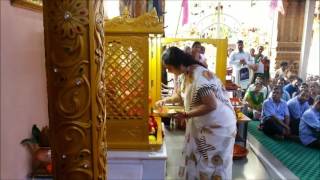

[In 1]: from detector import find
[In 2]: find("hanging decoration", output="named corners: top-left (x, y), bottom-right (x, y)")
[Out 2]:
top-left (182, 0), bottom-right (189, 25)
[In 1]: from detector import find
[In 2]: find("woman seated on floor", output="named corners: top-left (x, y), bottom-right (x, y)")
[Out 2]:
top-left (299, 95), bottom-right (320, 149)
top-left (287, 90), bottom-right (310, 136)
top-left (243, 81), bottom-right (265, 119)
top-left (247, 76), bottom-right (269, 99)
top-left (261, 86), bottom-right (290, 139)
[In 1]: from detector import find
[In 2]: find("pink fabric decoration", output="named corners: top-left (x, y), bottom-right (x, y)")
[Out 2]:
top-left (182, 0), bottom-right (189, 25)
top-left (270, 0), bottom-right (285, 15)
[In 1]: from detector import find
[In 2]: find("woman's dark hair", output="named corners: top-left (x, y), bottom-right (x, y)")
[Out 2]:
top-left (162, 46), bottom-right (205, 68)
top-left (192, 41), bottom-right (201, 48)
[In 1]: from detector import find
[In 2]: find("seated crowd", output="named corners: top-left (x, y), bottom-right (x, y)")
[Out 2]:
top-left (242, 61), bottom-right (320, 149)
top-left (226, 41), bottom-right (320, 149)
top-left (162, 42), bottom-right (320, 150)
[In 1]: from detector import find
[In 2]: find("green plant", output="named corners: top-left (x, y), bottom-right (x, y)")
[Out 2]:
top-left (21, 124), bottom-right (52, 175)
top-left (21, 125), bottom-right (41, 145)
top-left (21, 125), bottom-right (50, 148)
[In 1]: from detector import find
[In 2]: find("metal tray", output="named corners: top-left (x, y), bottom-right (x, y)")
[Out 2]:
top-left (153, 106), bottom-right (184, 117)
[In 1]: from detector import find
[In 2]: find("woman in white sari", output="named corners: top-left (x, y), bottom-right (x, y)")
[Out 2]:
top-left (156, 47), bottom-right (237, 180)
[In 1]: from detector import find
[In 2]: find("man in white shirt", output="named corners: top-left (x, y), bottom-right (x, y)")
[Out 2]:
top-left (249, 48), bottom-right (256, 84)
top-left (229, 40), bottom-right (253, 88)
top-left (252, 46), bottom-right (265, 83)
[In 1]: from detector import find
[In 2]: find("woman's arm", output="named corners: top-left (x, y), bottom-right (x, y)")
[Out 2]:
top-left (155, 93), bottom-right (182, 107)
top-left (186, 92), bottom-right (217, 118)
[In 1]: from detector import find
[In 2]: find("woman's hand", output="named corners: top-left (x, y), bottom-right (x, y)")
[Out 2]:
top-left (173, 112), bottom-right (188, 120)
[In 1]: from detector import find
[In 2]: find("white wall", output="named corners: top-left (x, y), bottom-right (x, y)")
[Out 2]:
top-left (0, 0), bottom-right (49, 179)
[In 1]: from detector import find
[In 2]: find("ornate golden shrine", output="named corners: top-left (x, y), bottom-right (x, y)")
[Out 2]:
top-left (104, 8), bottom-right (228, 150)
top-left (104, 9), bottom-right (163, 150)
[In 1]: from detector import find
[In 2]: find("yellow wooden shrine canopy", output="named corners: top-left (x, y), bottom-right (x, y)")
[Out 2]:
top-left (104, 9), bottom-right (227, 150)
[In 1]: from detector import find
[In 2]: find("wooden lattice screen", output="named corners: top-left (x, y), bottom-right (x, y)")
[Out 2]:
top-left (105, 41), bottom-right (145, 120)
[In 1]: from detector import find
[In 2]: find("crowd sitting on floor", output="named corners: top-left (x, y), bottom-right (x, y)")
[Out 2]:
top-left (161, 40), bottom-right (320, 150)
top-left (229, 40), bottom-right (320, 150)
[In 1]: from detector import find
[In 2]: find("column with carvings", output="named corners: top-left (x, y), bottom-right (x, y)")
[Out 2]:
top-left (275, 0), bottom-right (305, 75)
top-left (42, 0), bottom-right (107, 179)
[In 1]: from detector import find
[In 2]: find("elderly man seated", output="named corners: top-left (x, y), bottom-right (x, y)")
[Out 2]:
top-left (268, 77), bottom-right (291, 102)
top-left (261, 86), bottom-right (290, 139)
top-left (274, 77), bottom-right (291, 102)
top-left (287, 90), bottom-right (310, 136)
top-left (299, 95), bottom-right (320, 149)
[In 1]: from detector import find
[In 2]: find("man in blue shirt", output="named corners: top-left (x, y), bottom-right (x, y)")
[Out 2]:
top-left (299, 95), bottom-right (320, 149)
top-left (287, 90), bottom-right (310, 135)
top-left (269, 77), bottom-right (290, 101)
top-left (292, 82), bottom-right (308, 97)
top-left (283, 76), bottom-right (302, 98)
top-left (262, 86), bottom-right (290, 138)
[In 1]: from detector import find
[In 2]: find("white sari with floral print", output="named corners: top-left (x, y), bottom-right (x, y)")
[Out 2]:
top-left (178, 65), bottom-right (237, 180)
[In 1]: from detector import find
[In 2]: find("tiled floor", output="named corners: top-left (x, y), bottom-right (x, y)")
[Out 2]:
top-left (165, 128), bottom-right (271, 180)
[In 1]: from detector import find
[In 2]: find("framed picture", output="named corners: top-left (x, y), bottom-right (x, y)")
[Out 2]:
top-left (11, 0), bottom-right (42, 12)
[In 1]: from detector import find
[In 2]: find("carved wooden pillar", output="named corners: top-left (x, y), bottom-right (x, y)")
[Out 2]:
top-left (42, 0), bottom-right (107, 179)
top-left (275, 0), bottom-right (306, 74)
